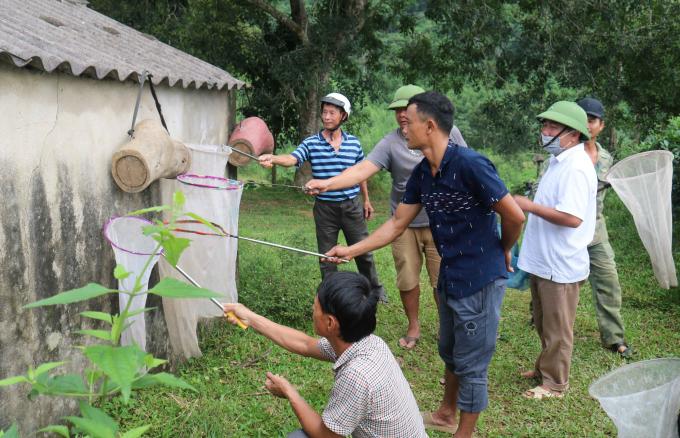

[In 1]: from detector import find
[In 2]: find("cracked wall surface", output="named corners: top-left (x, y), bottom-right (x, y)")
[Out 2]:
top-left (0, 63), bottom-right (232, 433)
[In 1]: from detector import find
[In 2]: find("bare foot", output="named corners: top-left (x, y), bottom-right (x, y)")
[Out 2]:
top-left (398, 326), bottom-right (420, 349)
top-left (422, 411), bottom-right (457, 433)
top-left (520, 370), bottom-right (538, 379)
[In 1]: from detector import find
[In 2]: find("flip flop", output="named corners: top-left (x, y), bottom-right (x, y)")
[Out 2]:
top-left (421, 411), bottom-right (457, 434)
top-left (523, 386), bottom-right (564, 399)
top-left (398, 336), bottom-right (419, 350)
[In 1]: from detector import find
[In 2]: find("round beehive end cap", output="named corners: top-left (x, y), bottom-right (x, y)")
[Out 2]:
top-left (112, 151), bottom-right (150, 192)
top-left (228, 140), bottom-right (255, 167)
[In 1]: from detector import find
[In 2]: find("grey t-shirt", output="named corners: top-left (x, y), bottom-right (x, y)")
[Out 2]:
top-left (367, 126), bottom-right (467, 227)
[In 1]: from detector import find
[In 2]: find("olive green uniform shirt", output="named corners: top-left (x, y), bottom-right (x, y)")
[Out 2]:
top-left (591, 143), bottom-right (613, 246)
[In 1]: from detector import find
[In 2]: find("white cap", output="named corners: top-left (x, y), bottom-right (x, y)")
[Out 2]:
top-left (320, 92), bottom-right (351, 118)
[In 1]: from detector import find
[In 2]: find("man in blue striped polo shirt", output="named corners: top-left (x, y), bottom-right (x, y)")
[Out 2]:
top-left (259, 92), bottom-right (385, 300)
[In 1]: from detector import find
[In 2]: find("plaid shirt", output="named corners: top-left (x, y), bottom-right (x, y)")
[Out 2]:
top-left (318, 335), bottom-right (427, 438)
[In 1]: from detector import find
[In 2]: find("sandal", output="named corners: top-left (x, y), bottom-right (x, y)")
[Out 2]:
top-left (610, 342), bottom-right (633, 359)
top-left (398, 336), bottom-right (419, 350)
top-left (523, 386), bottom-right (564, 399)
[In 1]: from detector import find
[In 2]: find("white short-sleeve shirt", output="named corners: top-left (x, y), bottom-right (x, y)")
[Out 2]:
top-left (518, 144), bottom-right (597, 283)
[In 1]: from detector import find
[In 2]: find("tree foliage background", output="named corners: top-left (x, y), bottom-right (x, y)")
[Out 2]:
top-left (90, 0), bottom-right (680, 164)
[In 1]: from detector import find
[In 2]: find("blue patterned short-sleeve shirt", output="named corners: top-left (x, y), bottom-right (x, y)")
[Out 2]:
top-left (402, 143), bottom-right (509, 298)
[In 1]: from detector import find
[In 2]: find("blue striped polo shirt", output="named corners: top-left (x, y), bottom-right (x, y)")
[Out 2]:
top-left (291, 131), bottom-right (364, 201)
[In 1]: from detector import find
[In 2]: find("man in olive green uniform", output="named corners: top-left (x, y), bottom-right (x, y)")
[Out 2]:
top-left (577, 97), bottom-right (632, 358)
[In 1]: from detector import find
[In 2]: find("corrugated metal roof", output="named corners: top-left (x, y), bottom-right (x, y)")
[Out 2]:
top-left (0, 0), bottom-right (246, 90)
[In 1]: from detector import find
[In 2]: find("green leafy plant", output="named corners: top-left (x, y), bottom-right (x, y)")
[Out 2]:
top-left (640, 116), bottom-right (680, 214)
top-left (0, 191), bottom-right (222, 437)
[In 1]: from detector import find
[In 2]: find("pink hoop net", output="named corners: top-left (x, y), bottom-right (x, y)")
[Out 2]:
top-left (103, 216), bottom-right (161, 351)
top-left (177, 174), bottom-right (242, 190)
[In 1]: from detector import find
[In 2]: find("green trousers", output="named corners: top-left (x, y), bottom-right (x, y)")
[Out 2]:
top-left (588, 241), bottom-right (626, 346)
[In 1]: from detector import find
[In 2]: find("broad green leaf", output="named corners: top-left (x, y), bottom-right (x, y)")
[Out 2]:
top-left (80, 311), bottom-right (113, 324)
top-left (34, 361), bottom-right (65, 377)
top-left (126, 205), bottom-right (169, 216)
top-left (25, 284), bottom-right (112, 308)
top-left (76, 329), bottom-right (112, 341)
top-left (84, 345), bottom-right (146, 402)
top-left (147, 278), bottom-right (221, 299)
top-left (38, 425), bottom-right (70, 438)
top-left (131, 373), bottom-right (196, 391)
top-left (143, 354), bottom-right (167, 369)
top-left (126, 307), bottom-right (156, 318)
top-left (120, 425), bottom-right (151, 438)
top-left (65, 416), bottom-right (115, 438)
top-left (184, 213), bottom-right (225, 235)
top-left (0, 424), bottom-right (19, 438)
top-left (28, 388), bottom-right (41, 400)
top-left (0, 375), bottom-right (28, 387)
top-left (157, 236), bottom-right (191, 266)
top-left (172, 190), bottom-right (186, 210)
top-left (79, 402), bottom-right (118, 434)
top-left (46, 374), bottom-right (88, 395)
top-left (141, 224), bottom-right (165, 236)
top-left (85, 368), bottom-right (103, 386)
top-left (113, 265), bottom-right (130, 280)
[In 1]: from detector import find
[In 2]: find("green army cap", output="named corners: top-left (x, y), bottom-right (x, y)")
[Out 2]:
top-left (537, 101), bottom-right (591, 139)
top-left (388, 84), bottom-right (425, 110)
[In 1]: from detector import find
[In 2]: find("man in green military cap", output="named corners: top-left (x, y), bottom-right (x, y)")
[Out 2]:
top-left (513, 101), bottom-right (598, 399)
top-left (577, 97), bottom-right (632, 358)
top-left (306, 85), bottom-right (467, 350)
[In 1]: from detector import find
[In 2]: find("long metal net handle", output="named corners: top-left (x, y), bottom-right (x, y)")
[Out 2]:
top-left (169, 219), bottom-right (349, 263)
top-left (164, 256), bottom-right (248, 330)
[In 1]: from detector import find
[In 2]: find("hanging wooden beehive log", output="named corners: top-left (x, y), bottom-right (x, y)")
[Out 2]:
top-left (227, 117), bottom-right (274, 167)
top-left (111, 119), bottom-right (191, 193)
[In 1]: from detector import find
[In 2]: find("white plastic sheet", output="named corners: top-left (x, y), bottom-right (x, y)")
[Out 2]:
top-left (605, 150), bottom-right (677, 288)
top-left (103, 216), bottom-right (160, 351)
top-left (160, 144), bottom-right (243, 359)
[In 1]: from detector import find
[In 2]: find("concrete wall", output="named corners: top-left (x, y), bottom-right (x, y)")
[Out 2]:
top-left (0, 62), bottom-right (232, 433)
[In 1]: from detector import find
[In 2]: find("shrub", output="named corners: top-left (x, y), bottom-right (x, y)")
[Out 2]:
top-left (639, 116), bottom-right (680, 214)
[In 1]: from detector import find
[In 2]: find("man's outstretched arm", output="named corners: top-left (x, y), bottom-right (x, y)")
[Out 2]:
top-left (223, 303), bottom-right (327, 361)
top-left (325, 202), bottom-right (421, 261)
top-left (306, 160), bottom-right (380, 193)
top-left (258, 153), bottom-right (298, 168)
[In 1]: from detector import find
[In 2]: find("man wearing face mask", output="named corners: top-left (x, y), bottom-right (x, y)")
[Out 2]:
top-left (513, 101), bottom-right (597, 399)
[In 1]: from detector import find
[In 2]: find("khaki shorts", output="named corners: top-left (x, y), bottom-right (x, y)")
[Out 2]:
top-left (391, 226), bottom-right (441, 291)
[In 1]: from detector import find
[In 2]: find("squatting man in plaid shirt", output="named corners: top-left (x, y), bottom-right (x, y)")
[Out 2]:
top-left (326, 92), bottom-right (525, 437)
top-left (223, 271), bottom-right (427, 438)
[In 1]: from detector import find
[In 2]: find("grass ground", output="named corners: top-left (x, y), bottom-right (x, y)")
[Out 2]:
top-left (101, 151), bottom-right (680, 436)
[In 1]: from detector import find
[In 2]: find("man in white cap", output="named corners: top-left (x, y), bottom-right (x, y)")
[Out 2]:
top-left (259, 93), bottom-right (385, 300)
top-left (305, 85), bottom-right (467, 349)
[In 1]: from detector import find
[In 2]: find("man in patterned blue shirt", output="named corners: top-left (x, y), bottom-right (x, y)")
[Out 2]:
top-left (259, 93), bottom-right (385, 300)
top-left (325, 92), bottom-right (525, 437)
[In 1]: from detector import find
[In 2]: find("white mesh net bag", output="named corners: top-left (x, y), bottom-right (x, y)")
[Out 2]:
top-left (160, 144), bottom-right (243, 359)
top-left (605, 150), bottom-right (677, 288)
top-left (103, 216), bottom-right (161, 351)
